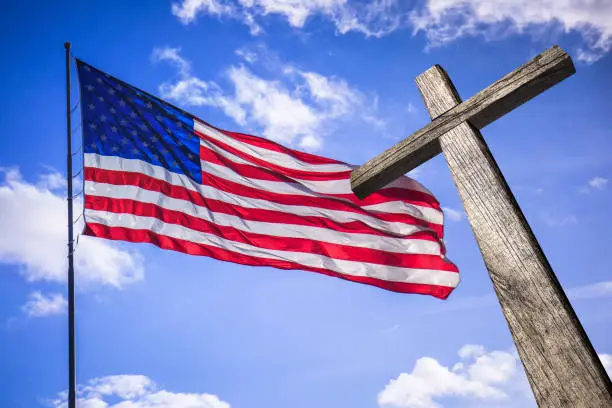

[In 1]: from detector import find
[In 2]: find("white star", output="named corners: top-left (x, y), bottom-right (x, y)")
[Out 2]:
top-left (142, 142), bottom-right (148, 148)
top-left (100, 115), bottom-right (107, 122)
top-left (117, 84), bottom-right (123, 91)
top-left (152, 154), bottom-right (159, 160)
top-left (109, 107), bottom-right (117, 114)
top-left (161, 148), bottom-right (169, 155)
top-left (84, 65), bottom-right (91, 72)
top-left (108, 88), bottom-right (116, 95)
top-left (111, 126), bottom-right (118, 133)
top-left (155, 115), bottom-right (163, 122)
top-left (98, 96), bottom-right (105, 102)
top-left (171, 161), bottom-right (179, 167)
top-left (119, 100), bottom-right (127, 107)
top-left (130, 111), bottom-right (137, 118)
top-left (132, 148), bottom-right (139, 154)
top-left (86, 85), bottom-right (94, 91)
top-left (90, 142), bottom-right (96, 148)
top-left (121, 138), bottom-right (129, 145)
top-left (151, 136), bottom-right (159, 143)
top-left (176, 120), bottom-right (183, 128)
top-left (100, 134), bottom-right (107, 141)
top-left (97, 77), bottom-right (103, 83)
top-left (131, 130), bottom-right (137, 136)
top-left (89, 123), bottom-right (97, 130)
top-left (146, 102), bottom-right (153, 109)
top-left (140, 123), bottom-right (148, 131)
top-left (112, 145), bottom-right (120, 152)
top-left (120, 119), bottom-right (128, 126)
top-left (88, 104), bottom-right (95, 110)
top-left (187, 153), bottom-right (194, 160)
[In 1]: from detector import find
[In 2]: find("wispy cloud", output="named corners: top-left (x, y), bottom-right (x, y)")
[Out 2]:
top-left (568, 280), bottom-right (612, 300)
top-left (171, 0), bottom-right (403, 37)
top-left (540, 211), bottom-right (578, 228)
top-left (170, 0), bottom-right (612, 63)
top-left (580, 176), bottom-right (609, 193)
top-left (21, 291), bottom-right (67, 318)
top-left (411, 0), bottom-right (612, 63)
top-left (49, 374), bottom-right (230, 408)
top-left (442, 206), bottom-right (464, 222)
top-left (152, 45), bottom-right (381, 150)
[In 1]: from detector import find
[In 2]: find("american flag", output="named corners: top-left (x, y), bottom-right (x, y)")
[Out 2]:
top-left (77, 60), bottom-right (460, 299)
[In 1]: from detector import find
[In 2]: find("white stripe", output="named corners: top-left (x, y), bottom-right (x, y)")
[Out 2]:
top-left (200, 139), bottom-right (436, 198)
top-left (84, 154), bottom-right (442, 232)
top-left (195, 120), bottom-right (351, 173)
top-left (85, 209), bottom-right (459, 288)
top-left (85, 181), bottom-right (442, 255)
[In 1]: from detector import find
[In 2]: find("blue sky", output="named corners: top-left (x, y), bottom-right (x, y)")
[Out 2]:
top-left (1, 1), bottom-right (611, 407)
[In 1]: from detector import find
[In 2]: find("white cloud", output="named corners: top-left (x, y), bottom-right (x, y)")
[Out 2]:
top-left (171, 0), bottom-right (236, 24)
top-left (21, 291), bottom-right (67, 317)
top-left (378, 344), bottom-right (527, 408)
top-left (442, 206), bottom-right (463, 222)
top-left (601, 354), bottom-right (612, 377)
top-left (153, 46), bottom-right (375, 150)
top-left (171, 0), bottom-right (403, 37)
top-left (589, 177), bottom-right (609, 190)
top-left (541, 211), bottom-right (578, 227)
top-left (170, 1), bottom-right (612, 61)
top-left (568, 280), bottom-right (612, 300)
top-left (235, 47), bottom-right (258, 64)
top-left (378, 344), bottom-right (612, 408)
top-left (50, 374), bottom-right (230, 408)
top-left (411, 0), bottom-right (612, 62)
top-left (0, 168), bottom-right (144, 289)
top-left (406, 103), bottom-right (417, 115)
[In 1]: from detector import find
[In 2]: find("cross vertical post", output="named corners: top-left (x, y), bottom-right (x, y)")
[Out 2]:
top-left (414, 64), bottom-right (612, 407)
top-left (350, 46), bottom-right (612, 406)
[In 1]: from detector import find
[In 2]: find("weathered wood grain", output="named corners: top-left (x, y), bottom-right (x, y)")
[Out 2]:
top-left (350, 45), bottom-right (575, 199)
top-left (416, 65), bottom-right (612, 407)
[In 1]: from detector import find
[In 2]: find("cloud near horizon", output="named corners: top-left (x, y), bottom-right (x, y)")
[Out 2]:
top-left (49, 374), bottom-right (231, 408)
top-left (378, 344), bottom-right (612, 408)
top-left (0, 168), bottom-right (144, 289)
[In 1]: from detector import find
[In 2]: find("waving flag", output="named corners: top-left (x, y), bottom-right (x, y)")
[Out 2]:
top-left (77, 60), bottom-right (459, 299)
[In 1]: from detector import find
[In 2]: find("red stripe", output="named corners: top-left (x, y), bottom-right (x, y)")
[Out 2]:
top-left (85, 167), bottom-right (445, 237)
top-left (198, 130), bottom-right (352, 181)
top-left (85, 222), bottom-right (455, 299)
top-left (199, 145), bottom-right (441, 210)
top-left (85, 195), bottom-right (458, 272)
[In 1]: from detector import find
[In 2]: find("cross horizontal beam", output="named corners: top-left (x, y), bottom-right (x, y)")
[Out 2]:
top-left (350, 45), bottom-right (575, 199)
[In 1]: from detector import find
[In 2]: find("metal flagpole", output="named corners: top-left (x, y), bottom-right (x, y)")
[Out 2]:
top-left (64, 41), bottom-right (77, 408)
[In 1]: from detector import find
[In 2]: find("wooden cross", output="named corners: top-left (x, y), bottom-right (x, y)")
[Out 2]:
top-left (351, 46), bottom-right (612, 407)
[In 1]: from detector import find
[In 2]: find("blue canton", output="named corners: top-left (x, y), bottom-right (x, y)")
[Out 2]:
top-left (77, 60), bottom-right (201, 183)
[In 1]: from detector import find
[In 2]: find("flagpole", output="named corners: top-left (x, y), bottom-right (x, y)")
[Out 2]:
top-left (64, 41), bottom-right (77, 408)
